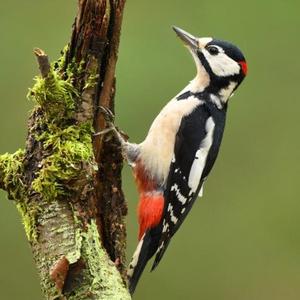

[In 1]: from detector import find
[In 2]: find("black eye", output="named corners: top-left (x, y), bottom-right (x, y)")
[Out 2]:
top-left (207, 46), bottom-right (219, 55)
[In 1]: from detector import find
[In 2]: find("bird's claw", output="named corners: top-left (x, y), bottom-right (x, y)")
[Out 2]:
top-left (98, 106), bottom-right (115, 123)
top-left (94, 106), bottom-right (129, 144)
top-left (93, 127), bottom-right (114, 137)
top-left (94, 106), bottom-right (116, 137)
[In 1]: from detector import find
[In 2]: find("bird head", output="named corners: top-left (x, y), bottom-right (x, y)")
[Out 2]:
top-left (173, 26), bottom-right (247, 102)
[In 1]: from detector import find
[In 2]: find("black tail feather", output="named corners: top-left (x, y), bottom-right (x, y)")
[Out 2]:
top-left (151, 238), bottom-right (171, 271)
top-left (128, 233), bottom-right (151, 295)
top-left (128, 227), bottom-right (161, 294)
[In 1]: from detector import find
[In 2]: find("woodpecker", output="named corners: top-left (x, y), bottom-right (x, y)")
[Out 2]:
top-left (102, 26), bottom-right (247, 294)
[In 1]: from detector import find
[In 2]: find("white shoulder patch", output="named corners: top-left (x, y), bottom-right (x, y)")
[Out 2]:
top-left (188, 117), bottom-right (215, 193)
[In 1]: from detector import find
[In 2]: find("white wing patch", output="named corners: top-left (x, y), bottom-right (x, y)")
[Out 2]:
top-left (188, 117), bottom-right (215, 193)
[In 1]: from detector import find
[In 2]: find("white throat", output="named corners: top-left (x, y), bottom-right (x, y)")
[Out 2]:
top-left (181, 48), bottom-right (238, 108)
top-left (188, 50), bottom-right (210, 93)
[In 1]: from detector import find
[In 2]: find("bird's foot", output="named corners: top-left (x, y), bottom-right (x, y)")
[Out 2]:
top-left (94, 105), bottom-right (117, 137)
top-left (98, 105), bottom-right (115, 123)
top-left (93, 127), bottom-right (115, 136)
top-left (94, 106), bottom-right (128, 145)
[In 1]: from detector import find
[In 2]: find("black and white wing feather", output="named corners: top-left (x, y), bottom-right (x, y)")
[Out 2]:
top-left (152, 103), bottom-right (224, 270)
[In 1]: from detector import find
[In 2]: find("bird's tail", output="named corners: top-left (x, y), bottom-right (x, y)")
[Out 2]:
top-left (127, 227), bottom-right (161, 294)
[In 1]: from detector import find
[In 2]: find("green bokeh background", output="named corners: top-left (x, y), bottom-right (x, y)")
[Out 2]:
top-left (1, 1), bottom-right (299, 299)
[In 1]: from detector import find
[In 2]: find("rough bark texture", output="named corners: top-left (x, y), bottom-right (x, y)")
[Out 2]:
top-left (0, 1), bottom-right (130, 299)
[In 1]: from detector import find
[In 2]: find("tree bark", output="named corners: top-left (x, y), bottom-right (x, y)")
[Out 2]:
top-left (0, 1), bottom-right (130, 299)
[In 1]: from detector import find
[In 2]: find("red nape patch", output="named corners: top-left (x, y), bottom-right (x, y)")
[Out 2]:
top-left (239, 61), bottom-right (248, 76)
top-left (138, 193), bottom-right (164, 240)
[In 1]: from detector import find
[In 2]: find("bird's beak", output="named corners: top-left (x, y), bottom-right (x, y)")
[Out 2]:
top-left (173, 26), bottom-right (199, 51)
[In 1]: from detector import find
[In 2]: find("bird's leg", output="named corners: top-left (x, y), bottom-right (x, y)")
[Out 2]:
top-left (95, 106), bottom-right (139, 166)
top-left (94, 123), bottom-right (125, 145)
top-left (97, 105), bottom-right (115, 123)
top-left (94, 106), bottom-right (120, 139)
top-left (94, 106), bottom-right (127, 147)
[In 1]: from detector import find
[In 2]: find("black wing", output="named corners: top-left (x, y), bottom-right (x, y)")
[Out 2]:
top-left (151, 103), bottom-right (214, 270)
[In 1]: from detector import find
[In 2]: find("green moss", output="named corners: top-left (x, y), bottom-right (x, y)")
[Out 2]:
top-left (0, 149), bottom-right (26, 200)
top-left (32, 122), bottom-right (95, 201)
top-left (26, 49), bottom-right (99, 200)
top-left (0, 148), bottom-right (39, 242)
top-left (56, 46), bottom-right (90, 89)
top-left (55, 45), bottom-right (69, 72)
top-left (82, 58), bottom-right (99, 90)
top-left (66, 59), bottom-right (86, 84)
top-left (28, 67), bottom-right (78, 122)
top-left (84, 72), bottom-right (99, 90)
top-left (16, 201), bottom-right (39, 242)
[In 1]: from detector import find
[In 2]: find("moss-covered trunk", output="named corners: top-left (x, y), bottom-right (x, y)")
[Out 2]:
top-left (0, 0), bottom-right (130, 299)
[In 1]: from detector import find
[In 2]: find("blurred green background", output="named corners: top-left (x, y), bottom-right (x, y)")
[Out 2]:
top-left (0, 0), bottom-right (299, 299)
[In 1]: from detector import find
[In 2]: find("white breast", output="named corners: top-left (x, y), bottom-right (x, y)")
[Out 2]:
top-left (139, 96), bottom-right (203, 184)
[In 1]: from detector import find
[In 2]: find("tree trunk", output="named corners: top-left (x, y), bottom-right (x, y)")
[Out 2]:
top-left (0, 1), bottom-right (130, 299)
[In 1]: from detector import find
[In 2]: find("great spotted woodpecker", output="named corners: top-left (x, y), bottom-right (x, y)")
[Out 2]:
top-left (101, 26), bottom-right (247, 294)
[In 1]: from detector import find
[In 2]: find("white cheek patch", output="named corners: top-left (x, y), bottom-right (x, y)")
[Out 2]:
top-left (203, 50), bottom-right (240, 77)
